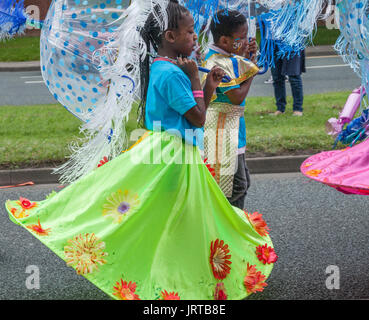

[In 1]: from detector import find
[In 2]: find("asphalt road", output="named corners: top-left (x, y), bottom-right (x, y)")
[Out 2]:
top-left (1, 172), bottom-right (368, 300)
top-left (252, 55), bottom-right (361, 97)
top-left (0, 56), bottom-right (361, 106)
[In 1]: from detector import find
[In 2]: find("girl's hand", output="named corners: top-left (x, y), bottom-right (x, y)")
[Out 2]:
top-left (177, 57), bottom-right (199, 80)
top-left (195, 46), bottom-right (204, 63)
top-left (205, 66), bottom-right (226, 90)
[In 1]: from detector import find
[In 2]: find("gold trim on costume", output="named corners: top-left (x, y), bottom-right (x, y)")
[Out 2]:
top-left (201, 53), bottom-right (259, 88)
top-left (204, 102), bottom-right (245, 198)
top-left (122, 131), bottom-right (151, 153)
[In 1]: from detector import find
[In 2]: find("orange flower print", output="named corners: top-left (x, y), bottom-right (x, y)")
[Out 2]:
top-left (13, 209), bottom-right (29, 219)
top-left (244, 263), bottom-right (267, 294)
top-left (113, 280), bottom-right (140, 300)
top-left (16, 197), bottom-right (37, 210)
top-left (245, 211), bottom-right (270, 237)
top-left (160, 290), bottom-right (180, 300)
top-left (306, 169), bottom-right (322, 177)
top-left (304, 162), bottom-right (313, 168)
top-left (256, 244), bottom-right (278, 265)
top-left (210, 239), bottom-right (232, 280)
top-left (214, 282), bottom-right (227, 300)
top-left (6, 200), bottom-right (29, 219)
top-left (64, 233), bottom-right (108, 275)
top-left (26, 219), bottom-right (51, 236)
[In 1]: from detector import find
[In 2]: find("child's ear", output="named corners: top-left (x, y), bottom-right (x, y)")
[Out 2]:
top-left (164, 30), bottom-right (176, 44)
top-left (218, 35), bottom-right (230, 47)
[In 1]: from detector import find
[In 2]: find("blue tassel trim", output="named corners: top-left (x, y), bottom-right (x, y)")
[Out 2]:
top-left (0, 0), bottom-right (28, 40)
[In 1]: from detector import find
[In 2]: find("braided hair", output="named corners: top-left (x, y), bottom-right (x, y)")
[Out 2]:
top-left (138, 0), bottom-right (189, 125)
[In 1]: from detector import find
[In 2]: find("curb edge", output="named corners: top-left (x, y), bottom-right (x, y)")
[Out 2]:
top-left (0, 155), bottom-right (311, 186)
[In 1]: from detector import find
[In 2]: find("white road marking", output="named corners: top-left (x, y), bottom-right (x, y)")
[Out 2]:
top-left (20, 76), bottom-right (43, 79)
top-left (24, 81), bottom-right (45, 84)
top-left (307, 55), bottom-right (338, 59)
top-left (306, 64), bottom-right (349, 69)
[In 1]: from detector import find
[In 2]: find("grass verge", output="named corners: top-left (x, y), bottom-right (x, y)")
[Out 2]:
top-left (0, 91), bottom-right (351, 169)
top-left (0, 36), bottom-right (40, 62)
top-left (244, 91), bottom-right (350, 157)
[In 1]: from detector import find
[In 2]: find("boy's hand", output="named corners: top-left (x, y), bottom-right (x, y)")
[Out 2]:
top-left (177, 57), bottom-right (199, 80)
top-left (205, 66), bottom-right (226, 89)
top-left (244, 38), bottom-right (258, 63)
top-left (248, 38), bottom-right (258, 55)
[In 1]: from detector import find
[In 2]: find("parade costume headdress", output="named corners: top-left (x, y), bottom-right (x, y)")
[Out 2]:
top-left (49, 0), bottom-right (173, 183)
top-left (38, 0), bottom-right (172, 183)
top-left (0, 0), bottom-right (27, 40)
top-left (300, 0), bottom-right (369, 195)
top-left (181, 0), bottom-right (333, 67)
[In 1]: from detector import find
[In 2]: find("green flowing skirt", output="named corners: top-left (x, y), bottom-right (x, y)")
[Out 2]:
top-left (5, 131), bottom-right (276, 300)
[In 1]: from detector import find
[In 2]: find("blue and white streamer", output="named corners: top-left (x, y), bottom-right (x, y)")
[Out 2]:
top-left (0, 0), bottom-right (27, 40)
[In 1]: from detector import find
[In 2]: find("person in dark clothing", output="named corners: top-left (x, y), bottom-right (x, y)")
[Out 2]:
top-left (271, 48), bottom-right (306, 116)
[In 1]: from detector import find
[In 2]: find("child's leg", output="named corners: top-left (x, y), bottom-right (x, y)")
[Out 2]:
top-left (227, 153), bottom-right (251, 210)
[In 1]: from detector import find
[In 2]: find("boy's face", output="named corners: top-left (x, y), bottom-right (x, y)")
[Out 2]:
top-left (219, 23), bottom-right (249, 56)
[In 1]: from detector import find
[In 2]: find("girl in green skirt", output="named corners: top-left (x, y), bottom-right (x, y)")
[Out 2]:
top-left (5, 0), bottom-right (277, 300)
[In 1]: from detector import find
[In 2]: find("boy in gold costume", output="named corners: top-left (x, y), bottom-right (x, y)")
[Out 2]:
top-left (202, 9), bottom-right (259, 209)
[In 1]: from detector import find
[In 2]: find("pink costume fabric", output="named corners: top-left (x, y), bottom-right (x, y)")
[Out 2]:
top-left (300, 138), bottom-right (369, 195)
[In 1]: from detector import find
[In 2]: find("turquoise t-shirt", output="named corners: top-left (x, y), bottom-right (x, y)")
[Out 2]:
top-left (145, 60), bottom-right (204, 148)
top-left (205, 49), bottom-right (247, 150)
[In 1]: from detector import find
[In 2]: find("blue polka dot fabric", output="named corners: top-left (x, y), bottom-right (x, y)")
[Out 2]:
top-left (40, 0), bottom-right (131, 123)
top-left (334, 1), bottom-right (369, 96)
top-left (336, 1), bottom-right (369, 61)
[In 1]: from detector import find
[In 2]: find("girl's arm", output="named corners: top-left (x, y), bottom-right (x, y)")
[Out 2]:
top-left (186, 73), bottom-right (207, 128)
top-left (178, 58), bottom-right (224, 127)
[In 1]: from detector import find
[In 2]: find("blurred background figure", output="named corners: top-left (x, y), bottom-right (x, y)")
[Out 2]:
top-left (270, 47), bottom-right (306, 116)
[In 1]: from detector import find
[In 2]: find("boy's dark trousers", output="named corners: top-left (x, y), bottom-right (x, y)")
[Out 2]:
top-left (227, 153), bottom-right (251, 210)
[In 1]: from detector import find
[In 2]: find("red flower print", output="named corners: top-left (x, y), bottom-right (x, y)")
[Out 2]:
top-left (210, 239), bottom-right (232, 280)
top-left (113, 280), bottom-right (140, 300)
top-left (245, 211), bottom-right (270, 237)
top-left (256, 244), bottom-right (278, 264)
top-left (204, 158), bottom-right (215, 177)
top-left (214, 282), bottom-right (227, 300)
top-left (17, 197), bottom-right (37, 210)
top-left (97, 156), bottom-right (109, 168)
top-left (244, 263), bottom-right (267, 294)
top-left (160, 290), bottom-right (180, 300)
top-left (26, 219), bottom-right (51, 236)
